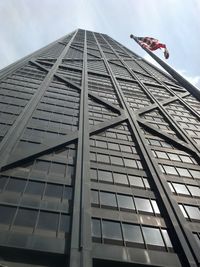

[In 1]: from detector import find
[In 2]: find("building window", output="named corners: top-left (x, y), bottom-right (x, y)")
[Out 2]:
top-left (102, 220), bottom-right (122, 243)
top-left (143, 226), bottom-right (164, 247)
top-left (134, 197), bottom-right (153, 214)
top-left (113, 172), bottom-right (129, 185)
top-left (117, 194), bottom-right (135, 211)
top-left (100, 191), bottom-right (117, 208)
top-left (123, 223), bottom-right (143, 246)
top-left (98, 170), bottom-right (113, 183)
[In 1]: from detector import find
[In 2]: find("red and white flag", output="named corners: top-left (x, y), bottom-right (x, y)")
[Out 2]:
top-left (131, 35), bottom-right (169, 59)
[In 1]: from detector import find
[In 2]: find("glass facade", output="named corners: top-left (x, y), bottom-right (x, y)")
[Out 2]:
top-left (0, 29), bottom-right (199, 267)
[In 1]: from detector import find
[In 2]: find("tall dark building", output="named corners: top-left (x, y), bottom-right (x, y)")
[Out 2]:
top-left (0, 29), bottom-right (200, 267)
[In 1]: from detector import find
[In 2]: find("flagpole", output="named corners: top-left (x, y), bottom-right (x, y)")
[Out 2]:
top-left (130, 35), bottom-right (200, 101)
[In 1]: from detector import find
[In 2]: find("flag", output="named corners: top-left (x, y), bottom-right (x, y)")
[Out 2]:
top-left (130, 35), bottom-right (169, 59)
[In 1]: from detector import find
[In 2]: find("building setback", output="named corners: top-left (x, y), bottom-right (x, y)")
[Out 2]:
top-left (0, 29), bottom-right (200, 267)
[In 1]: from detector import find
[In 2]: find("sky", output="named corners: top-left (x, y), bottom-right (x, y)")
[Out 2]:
top-left (0, 0), bottom-right (200, 88)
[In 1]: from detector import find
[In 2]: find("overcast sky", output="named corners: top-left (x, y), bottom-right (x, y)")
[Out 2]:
top-left (0, 0), bottom-right (200, 87)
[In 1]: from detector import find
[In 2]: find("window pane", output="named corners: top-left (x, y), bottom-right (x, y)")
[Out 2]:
top-left (100, 192), bottom-right (117, 208)
top-left (37, 211), bottom-right (59, 231)
top-left (63, 186), bottom-right (72, 200)
top-left (143, 227), bottom-right (164, 246)
top-left (111, 156), bottom-right (123, 166)
top-left (0, 205), bottom-right (16, 225)
top-left (185, 205), bottom-right (200, 220)
top-left (14, 208), bottom-right (37, 228)
top-left (102, 220), bottom-right (122, 240)
top-left (90, 169), bottom-right (97, 180)
top-left (143, 178), bottom-right (150, 189)
top-left (123, 223), bottom-right (143, 244)
top-left (187, 185), bottom-right (200, 197)
top-left (161, 229), bottom-right (173, 248)
top-left (0, 176), bottom-right (7, 191)
top-left (190, 170), bottom-right (200, 179)
top-left (163, 165), bottom-right (178, 175)
top-left (113, 173), bottom-right (128, 185)
top-left (135, 197), bottom-right (153, 213)
top-left (173, 183), bottom-right (189, 195)
top-left (91, 190), bottom-right (99, 205)
top-left (180, 155), bottom-right (192, 163)
top-left (168, 182), bottom-right (175, 193)
top-left (34, 160), bottom-right (50, 172)
top-left (128, 175), bottom-right (144, 188)
top-left (156, 151), bottom-right (168, 159)
top-left (168, 153), bottom-right (179, 161)
top-left (45, 184), bottom-right (62, 198)
top-left (176, 168), bottom-right (191, 178)
top-left (108, 142), bottom-right (120, 151)
top-left (92, 219), bottom-right (101, 238)
top-left (6, 178), bottom-right (26, 193)
top-left (124, 158), bottom-right (137, 168)
top-left (98, 170), bottom-right (113, 183)
top-left (179, 204), bottom-right (188, 218)
top-left (59, 214), bottom-right (70, 233)
top-left (117, 194), bottom-right (135, 210)
top-left (120, 145), bottom-right (132, 153)
top-left (50, 162), bottom-right (65, 176)
top-left (25, 181), bottom-right (45, 196)
top-left (97, 154), bottom-right (109, 163)
top-left (151, 200), bottom-right (160, 214)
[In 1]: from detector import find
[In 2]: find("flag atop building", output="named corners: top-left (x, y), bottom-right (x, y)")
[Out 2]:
top-left (130, 34), bottom-right (169, 59)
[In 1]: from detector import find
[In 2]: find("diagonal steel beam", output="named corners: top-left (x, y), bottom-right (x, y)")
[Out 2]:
top-left (138, 119), bottom-right (198, 156)
top-left (31, 59), bottom-right (123, 114)
top-left (0, 114), bottom-right (127, 172)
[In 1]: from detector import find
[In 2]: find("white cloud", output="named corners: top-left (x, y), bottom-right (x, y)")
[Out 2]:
top-left (143, 54), bottom-right (200, 89)
top-left (177, 70), bottom-right (200, 88)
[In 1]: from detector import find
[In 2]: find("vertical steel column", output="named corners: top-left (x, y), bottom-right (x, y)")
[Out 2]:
top-left (93, 33), bottom-right (199, 267)
top-left (69, 30), bottom-right (92, 267)
top-left (0, 30), bottom-right (78, 168)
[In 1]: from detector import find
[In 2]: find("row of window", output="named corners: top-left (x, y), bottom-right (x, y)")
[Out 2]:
top-left (91, 190), bottom-right (160, 215)
top-left (0, 205), bottom-right (70, 237)
top-left (168, 181), bottom-right (200, 198)
top-left (92, 218), bottom-right (173, 251)
top-left (147, 85), bottom-right (172, 101)
top-left (179, 204), bottom-right (200, 221)
top-left (135, 73), bottom-right (159, 85)
top-left (90, 152), bottom-right (143, 169)
top-left (39, 43), bottom-right (65, 58)
top-left (8, 158), bottom-right (75, 183)
top-left (0, 177), bottom-right (72, 200)
top-left (90, 169), bottom-right (150, 189)
top-left (159, 164), bottom-right (200, 179)
top-left (152, 149), bottom-right (197, 165)
top-left (90, 138), bottom-right (137, 154)
top-left (27, 118), bottom-right (77, 134)
top-left (146, 137), bottom-right (174, 149)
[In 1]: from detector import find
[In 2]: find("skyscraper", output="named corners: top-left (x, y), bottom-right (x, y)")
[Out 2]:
top-left (0, 29), bottom-right (200, 267)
